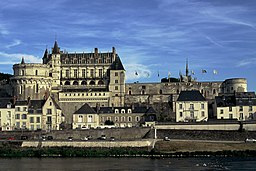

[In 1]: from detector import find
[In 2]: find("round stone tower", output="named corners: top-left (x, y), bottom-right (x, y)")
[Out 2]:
top-left (11, 58), bottom-right (52, 100)
top-left (221, 78), bottom-right (247, 94)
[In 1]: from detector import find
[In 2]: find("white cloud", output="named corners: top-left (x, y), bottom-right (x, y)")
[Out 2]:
top-left (124, 63), bottom-right (151, 81)
top-left (5, 39), bottom-right (22, 48)
top-left (236, 58), bottom-right (256, 67)
top-left (0, 52), bottom-right (41, 64)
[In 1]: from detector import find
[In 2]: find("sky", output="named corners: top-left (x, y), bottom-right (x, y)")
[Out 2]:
top-left (0, 0), bottom-right (256, 91)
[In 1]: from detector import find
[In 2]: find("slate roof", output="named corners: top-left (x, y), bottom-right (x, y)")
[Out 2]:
top-left (110, 56), bottom-right (125, 70)
top-left (29, 100), bottom-right (46, 110)
top-left (177, 90), bottom-right (206, 101)
top-left (74, 103), bottom-right (96, 114)
top-left (52, 41), bottom-right (60, 54)
top-left (95, 106), bottom-right (156, 114)
top-left (215, 92), bottom-right (256, 107)
top-left (0, 99), bottom-right (13, 108)
top-left (15, 100), bottom-right (28, 106)
top-left (51, 96), bottom-right (61, 110)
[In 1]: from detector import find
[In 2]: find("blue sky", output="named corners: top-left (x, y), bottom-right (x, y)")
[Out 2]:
top-left (0, 0), bottom-right (256, 91)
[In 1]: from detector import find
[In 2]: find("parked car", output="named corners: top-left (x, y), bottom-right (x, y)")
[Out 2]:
top-left (47, 136), bottom-right (53, 140)
top-left (245, 138), bottom-right (256, 143)
top-left (110, 137), bottom-right (115, 141)
top-left (163, 137), bottom-right (171, 141)
top-left (86, 135), bottom-right (93, 140)
top-left (81, 137), bottom-right (88, 141)
top-left (68, 137), bottom-right (73, 141)
top-left (41, 135), bottom-right (47, 141)
top-left (98, 135), bottom-right (106, 140)
top-left (20, 135), bottom-right (28, 140)
top-left (7, 137), bottom-right (15, 140)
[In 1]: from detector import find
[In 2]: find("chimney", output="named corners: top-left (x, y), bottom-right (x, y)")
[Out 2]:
top-left (112, 47), bottom-right (116, 61)
top-left (94, 48), bottom-right (98, 54)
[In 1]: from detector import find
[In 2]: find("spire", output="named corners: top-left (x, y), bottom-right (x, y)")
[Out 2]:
top-left (21, 57), bottom-right (25, 64)
top-left (52, 40), bottom-right (60, 54)
top-left (43, 48), bottom-right (48, 58)
top-left (186, 58), bottom-right (189, 77)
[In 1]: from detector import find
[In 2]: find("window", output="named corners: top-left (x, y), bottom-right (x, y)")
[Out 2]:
top-left (23, 107), bottom-right (27, 111)
top-left (36, 84), bottom-right (39, 93)
top-left (220, 109), bottom-right (224, 114)
top-left (229, 107), bottom-right (232, 112)
top-left (99, 69), bottom-right (103, 78)
top-left (249, 106), bottom-right (252, 111)
top-left (179, 112), bottom-right (183, 117)
top-left (249, 113), bottom-right (253, 119)
top-left (201, 111), bottom-right (205, 117)
top-left (115, 80), bottom-right (118, 84)
top-left (136, 116), bottom-right (140, 122)
top-left (239, 106), bottom-right (243, 112)
top-left (19, 85), bottom-right (23, 94)
top-left (121, 116), bottom-right (125, 122)
top-left (49, 102), bottom-right (52, 106)
top-left (229, 114), bottom-right (233, 119)
top-left (201, 104), bottom-right (204, 109)
top-left (35, 70), bottom-right (38, 76)
top-left (74, 69), bottom-right (78, 78)
top-left (47, 109), bottom-right (52, 114)
top-left (66, 70), bottom-right (69, 78)
top-left (179, 104), bottom-right (182, 110)
top-left (115, 86), bottom-right (118, 90)
top-left (36, 117), bottom-right (40, 123)
top-left (16, 122), bottom-right (20, 128)
top-left (15, 114), bottom-right (20, 119)
top-left (16, 107), bottom-right (20, 111)
top-left (190, 104), bottom-right (194, 110)
top-left (239, 113), bottom-right (243, 120)
top-left (30, 117), bottom-right (34, 123)
top-left (82, 69), bottom-right (86, 78)
top-left (22, 114), bottom-right (27, 119)
top-left (21, 70), bottom-right (25, 76)
top-left (90, 69), bottom-right (94, 77)
top-left (47, 116), bottom-right (52, 124)
top-left (128, 109), bottom-right (132, 113)
top-left (128, 116), bottom-right (132, 122)
top-left (115, 72), bottom-right (118, 76)
top-left (115, 117), bottom-right (119, 122)
top-left (190, 111), bottom-right (194, 118)
top-left (115, 109), bottom-right (119, 113)
top-left (121, 109), bottom-right (125, 113)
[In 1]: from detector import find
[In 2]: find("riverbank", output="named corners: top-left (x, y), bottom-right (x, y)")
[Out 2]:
top-left (0, 140), bottom-right (256, 157)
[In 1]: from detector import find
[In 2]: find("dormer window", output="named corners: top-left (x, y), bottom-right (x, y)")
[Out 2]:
top-left (128, 109), bottom-right (132, 113)
top-left (115, 109), bottom-right (119, 113)
top-left (121, 109), bottom-right (125, 113)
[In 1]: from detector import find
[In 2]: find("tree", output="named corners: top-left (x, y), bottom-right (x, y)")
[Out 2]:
top-left (104, 120), bottom-right (114, 125)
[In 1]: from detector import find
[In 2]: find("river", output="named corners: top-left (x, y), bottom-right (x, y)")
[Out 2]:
top-left (0, 157), bottom-right (255, 170)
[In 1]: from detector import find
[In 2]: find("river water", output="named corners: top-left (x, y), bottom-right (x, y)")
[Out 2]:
top-left (0, 157), bottom-right (255, 171)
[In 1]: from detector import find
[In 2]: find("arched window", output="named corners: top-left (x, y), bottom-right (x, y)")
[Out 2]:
top-left (98, 80), bottom-right (104, 85)
top-left (128, 116), bottom-right (132, 122)
top-left (81, 81), bottom-right (87, 85)
top-left (136, 116), bottom-right (140, 122)
top-left (89, 81), bottom-right (95, 85)
top-left (73, 81), bottom-right (78, 85)
top-left (129, 91), bottom-right (131, 95)
top-left (64, 81), bottom-right (70, 85)
top-left (35, 70), bottom-right (38, 76)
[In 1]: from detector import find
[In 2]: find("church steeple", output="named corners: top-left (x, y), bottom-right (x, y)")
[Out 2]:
top-left (52, 40), bottom-right (60, 54)
top-left (42, 48), bottom-right (48, 64)
top-left (186, 58), bottom-right (189, 77)
top-left (21, 57), bottom-right (25, 64)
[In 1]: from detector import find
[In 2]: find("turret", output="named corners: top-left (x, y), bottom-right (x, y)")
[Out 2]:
top-left (52, 41), bottom-right (60, 54)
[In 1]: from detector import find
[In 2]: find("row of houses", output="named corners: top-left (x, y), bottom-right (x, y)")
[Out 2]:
top-left (0, 90), bottom-right (255, 131)
top-left (0, 96), bottom-right (156, 131)
top-left (175, 90), bottom-right (256, 122)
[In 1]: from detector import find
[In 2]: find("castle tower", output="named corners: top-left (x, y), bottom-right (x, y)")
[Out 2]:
top-left (49, 41), bottom-right (61, 88)
top-left (11, 58), bottom-right (52, 100)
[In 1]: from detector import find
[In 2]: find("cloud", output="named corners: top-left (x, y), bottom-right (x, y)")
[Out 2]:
top-left (0, 24), bottom-right (9, 35)
top-left (0, 52), bottom-right (41, 64)
top-left (124, 63), bottom-right (151, 81)
top-left (236, 58), bottom-right (256, 67)
top-left (5, 39), bottom-right (21, 48)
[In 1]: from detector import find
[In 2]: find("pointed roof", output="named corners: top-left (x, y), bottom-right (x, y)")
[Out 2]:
top-left (74, 103), bottom-right (96, 114)
top-left (21, 57), bottom-right (25, 64)
top-left (52, 41), bottom-right (60, 54)
top-left (43, 48), bottom-right (48, 59)
top-left (111, 56), bottom-right (125, 70)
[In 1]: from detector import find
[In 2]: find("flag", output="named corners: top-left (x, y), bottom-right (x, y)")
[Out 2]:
top-left (135, 71), bottom-right (138, 75)
top-left (213, 69), bottom-right (218, 75)
top-left (202, 69), bottom-right (207, 73)
top-left (168, 72), bottom-right (171, 79)
top-left (191, 70), bottom-right (195, 75)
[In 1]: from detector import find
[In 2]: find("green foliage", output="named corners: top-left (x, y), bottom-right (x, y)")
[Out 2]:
top-left (0, 72), bottom-right (13, 81)
top-left (104, 120), bottom-right (114, 125)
